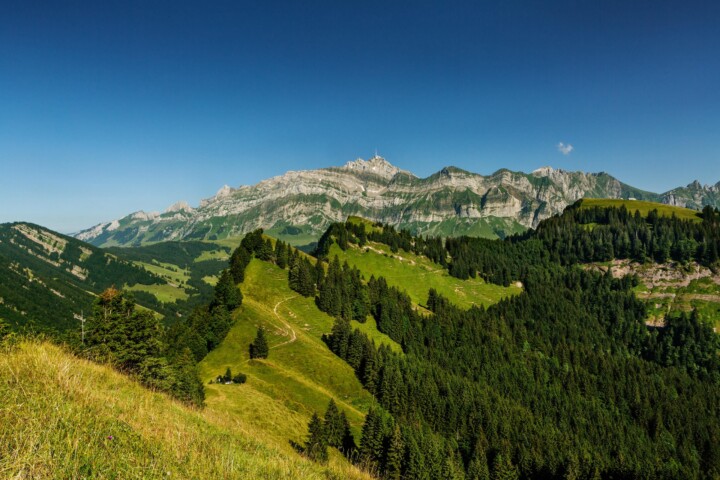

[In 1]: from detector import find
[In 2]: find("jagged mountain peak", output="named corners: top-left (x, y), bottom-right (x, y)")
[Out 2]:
top-left (165, 201), bottom-right (194, 214)
top-left (532, 166), bottom-right (555, 176)
top-left (73, 156), bottom-right (720, 247)
top-left (341, 155), bottom-right (414, 180)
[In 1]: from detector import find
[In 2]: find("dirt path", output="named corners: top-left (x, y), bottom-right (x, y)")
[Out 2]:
top-left (271, 295), bottom-right (298, 349)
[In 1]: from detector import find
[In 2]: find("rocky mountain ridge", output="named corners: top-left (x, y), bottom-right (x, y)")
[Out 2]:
top-left (75, 156), bottom-right (720, 247)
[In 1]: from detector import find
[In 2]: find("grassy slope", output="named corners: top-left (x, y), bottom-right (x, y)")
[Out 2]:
top-left (578, 198), bottom-right (702, 221)
top-left (329, 242), bottom-right (521, 310)
top-left (351, 316), bottom-right (403, 354)
top-left (198, 260), bottom-right (377, 458)
top-left (134, 261), bottom-right (190, 285)
top-left (0, 340), bottom-right (371, 480)
top-left (126, 283), bottom-right (189, 303)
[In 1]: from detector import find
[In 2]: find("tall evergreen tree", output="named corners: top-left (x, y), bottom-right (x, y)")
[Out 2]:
top-left (212, 269), bottom-right (242, 311)
top-left (339, 411), bottom-right (357, 458)
top-left (323, 399), bottom-right (344, 448)
top-left (491, 452), bottom-right (519, 480)
top-left (171, 347), bottom-right (205, 405)
top-left (305, 412), bottom-right (328, 463)
top-left (385, 424), bottom-right (404, 480)
top-left (467, 449), bottom-right (490, 480)
top-left (249, 326), bottom-right (269, 359)
top-left (275, 240), bottom-right (288, 269)
top-left (86, 287), bottom-right (164, 374)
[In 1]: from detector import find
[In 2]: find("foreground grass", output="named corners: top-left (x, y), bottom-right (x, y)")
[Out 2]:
top-left (578, 198), bottom-right (702, 222)
top-left (329, 242), bottom-right (521, 310)
top-left (0, 339), bottom-right (371, 479)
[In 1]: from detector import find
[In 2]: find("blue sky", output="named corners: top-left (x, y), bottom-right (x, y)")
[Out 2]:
top-left (1, 1), bottom-right (719, 233)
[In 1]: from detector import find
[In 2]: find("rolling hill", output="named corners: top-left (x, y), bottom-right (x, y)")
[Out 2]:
top-left (577, 198), bottom-right (703, 221)
top-left (0, 222), bottom-right (164, 332)
top-left (0, 223), bottom-right (239, 333)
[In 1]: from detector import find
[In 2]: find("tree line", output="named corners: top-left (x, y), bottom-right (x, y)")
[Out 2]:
top-left (299, 215), bottom-right (720, 479)
top-left (79, 229), bottom-right (270, 406)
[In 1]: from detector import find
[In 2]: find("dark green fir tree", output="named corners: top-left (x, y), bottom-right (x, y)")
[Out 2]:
top-left (249, 326), bottom-right (269, 359)
top-left (305, 412), bottom-right (328, 463)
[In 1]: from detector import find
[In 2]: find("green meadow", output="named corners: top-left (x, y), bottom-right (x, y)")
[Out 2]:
top-left (329, 242), bottom-right (521, 310)
top-left (578, 198), bottom-right (702, 221)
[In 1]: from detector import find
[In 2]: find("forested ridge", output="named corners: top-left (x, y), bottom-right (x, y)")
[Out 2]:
top-left (530, 203), bottom-right (720, 266)
top-left (0, 222), bottom-right (162, 332)
top-left (299, 209), bottom-right (720, 479)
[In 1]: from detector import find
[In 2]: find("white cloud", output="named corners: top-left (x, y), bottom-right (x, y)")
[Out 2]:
top-left (557, 142), bottom-right (574, 155)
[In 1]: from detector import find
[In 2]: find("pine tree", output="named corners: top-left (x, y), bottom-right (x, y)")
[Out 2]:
top-left (229, 246), bottom-right (251, 283)
top-left (224, 367), bottom-right (232, 382)
top-left (170, 347), bottom-right (205, 406)
top-left (314, 258), bottom-right (325, 289)
top-left (323, 399), bottom-right (344, 448)
top-left (212, 269), bottom-right (242, 311)
top-left (491, 452), bottom-right (519, 480)
top-left (467, 449), bottom-right (490, 480)
top-left (403, 432), bottom-right (425, 480)
top-left (305, 412), bottom-right (328, 463)
top-left (441, 446), bottom-right (465, 480)
top-left (86, 287), bottom-right (164, 374)
top-left (360, 407), bottom-right (385, 467)
top-left (249, 326), bottom-right (269, 359)
top-left (275, 240), bottom-right (288, 269)
top-left (339, 411), bottom-right (357, 458)
top-left (254, 238), bottom-right (273, 261)
top-left (385, 423), bottom-right (404, 480)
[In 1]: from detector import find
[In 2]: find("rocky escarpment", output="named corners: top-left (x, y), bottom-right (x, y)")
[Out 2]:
top-left (74, 156), bottom-right (718, 247)
top-left (662, 180), bottom-right (720, 209)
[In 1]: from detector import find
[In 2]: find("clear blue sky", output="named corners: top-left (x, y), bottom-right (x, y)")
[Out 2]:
top-left (1, 1), bottom-right (719, 233)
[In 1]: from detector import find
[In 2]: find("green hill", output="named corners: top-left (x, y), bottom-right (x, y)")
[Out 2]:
top-left (578, 198), bottom-right (702, 221)
top-left (328, 241), bottom-right (521, 310)
top-left (0, 223), bottom-right (166, 332)
top-left (107, 240), bottom-right (237, 317)
top-left (0, 339), bottom-right (371, 480)
top-left (199, 259), bottom-right (380, 448)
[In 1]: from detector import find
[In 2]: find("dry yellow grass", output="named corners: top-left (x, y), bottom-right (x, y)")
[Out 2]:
top-left (0, 339), bottom-right (373, 479)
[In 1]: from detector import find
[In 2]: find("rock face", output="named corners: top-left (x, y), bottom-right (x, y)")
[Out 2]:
top-left (74, 156), bottom-right (719, 247)
top-left (661, 181), bottom-right (720, 209)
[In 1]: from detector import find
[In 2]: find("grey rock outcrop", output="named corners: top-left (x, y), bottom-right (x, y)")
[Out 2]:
top-left (74, 156), bottom-right (718, 247)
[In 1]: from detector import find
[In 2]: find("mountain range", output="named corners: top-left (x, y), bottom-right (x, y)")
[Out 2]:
top-left (75, 156), bottom-right (720, 247)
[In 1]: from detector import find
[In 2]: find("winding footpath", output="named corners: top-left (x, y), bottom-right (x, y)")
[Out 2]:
top-left (271, 295), bottom-right (298, 349)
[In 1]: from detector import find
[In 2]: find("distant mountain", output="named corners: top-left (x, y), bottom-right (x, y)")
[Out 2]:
top-left (74, 156), bottom-right (719, 247)
top-left (661, 179), bottom-right (720, 209)
top-left (0, 222), bottom-right (164, 331)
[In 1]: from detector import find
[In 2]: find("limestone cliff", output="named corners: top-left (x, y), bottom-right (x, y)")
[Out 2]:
top-left (74, 156), bottom-right (717, 247)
